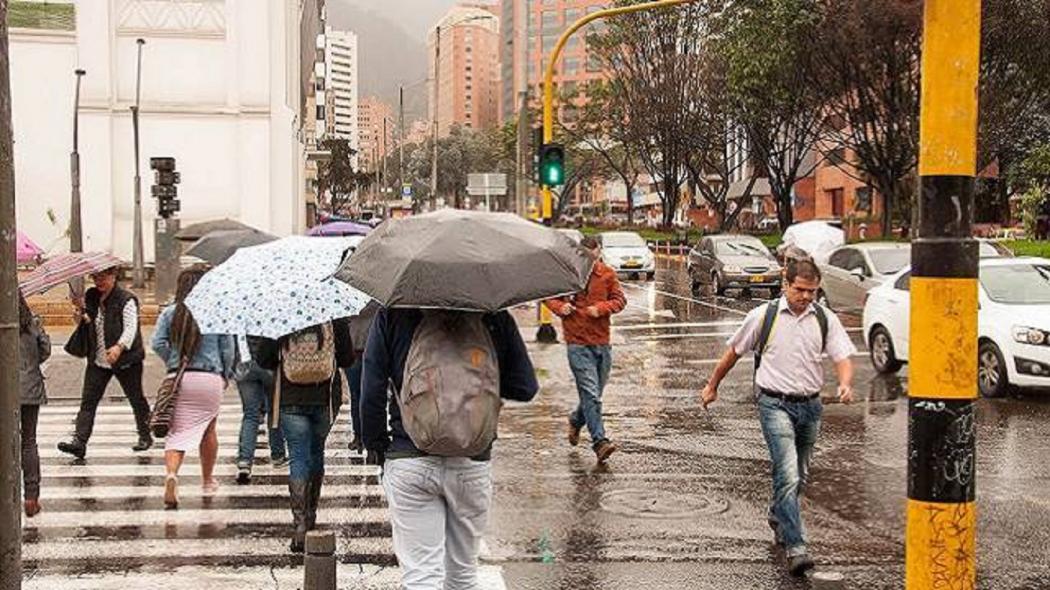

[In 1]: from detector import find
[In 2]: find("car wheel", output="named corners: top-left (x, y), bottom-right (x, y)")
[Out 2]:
top-left (978, 340), bottom-right (1009, 398)
top-left (646, 271), bottom-right (655, 281)
top-left (770, 287), bottom-right (782, 299)
top-left (869, 326), bottom-right (903, 374)
top-left (712, 272), bottom-right (726, 296)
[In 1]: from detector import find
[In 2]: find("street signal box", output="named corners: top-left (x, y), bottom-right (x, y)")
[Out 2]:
top-left (538, 143), bottom-right (566, 187)
top-left (150, 157), bottom-right (180, 218)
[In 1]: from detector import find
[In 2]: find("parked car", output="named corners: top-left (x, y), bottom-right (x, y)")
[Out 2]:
top-left (863, 257), bottom-right (1050, 397)
top-left (597, 231), bottom-right (655, 280)
top-left (557, 228), bottom-right (584, 245)
top-left (819, 240), bottom-right (1010, 313)
top-left (688, 234), bottom-right (781, 296)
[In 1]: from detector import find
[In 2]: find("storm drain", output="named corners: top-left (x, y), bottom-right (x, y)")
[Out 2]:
top-left (600, 488), bottom-right (730, 519)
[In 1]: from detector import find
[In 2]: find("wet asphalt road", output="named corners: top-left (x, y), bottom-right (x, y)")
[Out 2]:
top-left (24, 256), bottom-right (1050, 588)
top-left (491, 257), bottom-right (1050, 590)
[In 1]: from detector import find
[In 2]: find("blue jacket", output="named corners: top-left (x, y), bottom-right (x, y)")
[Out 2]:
top-left (152, 306), bottom-right (237, 379)
top-left (361, 308), bottom-right (539, 461)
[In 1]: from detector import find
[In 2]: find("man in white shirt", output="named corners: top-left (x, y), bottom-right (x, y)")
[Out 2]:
top-left (701, 258), bottom-right (855, 576)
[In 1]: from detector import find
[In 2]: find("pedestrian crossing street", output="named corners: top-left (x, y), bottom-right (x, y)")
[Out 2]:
top-left (23, 401), bottom-right (508, 589)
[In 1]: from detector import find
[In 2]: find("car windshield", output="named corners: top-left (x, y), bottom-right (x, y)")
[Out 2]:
top-left (980, 264), bottom-right (1050, 304)
top-left (868, 248), bottom-right (911, 274)
top-left (716, 240), bottom-right (769, 257)
top-left (602, 233), bottom-right (646, 248)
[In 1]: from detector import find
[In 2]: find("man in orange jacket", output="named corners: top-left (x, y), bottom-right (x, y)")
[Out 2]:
top-left (545, 236), bottom-right (627, 463)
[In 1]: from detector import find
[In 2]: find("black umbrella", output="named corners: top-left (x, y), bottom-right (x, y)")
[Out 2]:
top-left (334, 209), bottom-right (594, 312)
top-left (175, 218), bottom-right (258, 242)
top-left (185, 229), bottom-right (277, 265)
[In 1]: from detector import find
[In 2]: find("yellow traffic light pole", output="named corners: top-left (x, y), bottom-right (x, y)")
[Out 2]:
top-left (907, 2), bottom-right (981, 588)
top-left (536, 0), bottom-right (698, 343)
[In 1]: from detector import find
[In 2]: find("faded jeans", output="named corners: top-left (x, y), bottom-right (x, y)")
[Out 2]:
top-left (236, 364), bottom-right (286, 465)
top-left (281, 404), bottom-right (331, 482)
top-left (758, 393), bottom-right (822, 557)
top-left (382, 457), bottom-right (494, 590)
top-left (567, 344), bottom-right (612, 447)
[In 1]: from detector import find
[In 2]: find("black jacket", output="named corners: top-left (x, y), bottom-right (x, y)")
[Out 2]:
top-left (85, 286), bottom-right (144, 370)
top-left (361, 308), bottom-right (539, 461)
top-left (256, 318), bottom-right (354, 408)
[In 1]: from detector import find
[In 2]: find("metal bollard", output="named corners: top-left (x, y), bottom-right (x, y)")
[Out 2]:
top-left (304, 530), bottom-right (337, 590)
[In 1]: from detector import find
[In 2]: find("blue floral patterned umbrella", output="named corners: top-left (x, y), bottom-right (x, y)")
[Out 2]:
top-left (186, 236), bottom-right (370, 339)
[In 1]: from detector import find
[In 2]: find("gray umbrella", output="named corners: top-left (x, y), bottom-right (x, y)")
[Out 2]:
top-left (175, 218), bottom-right (258, 242)
top-left (334, 209), bottom-right (594, 312)
top-left (185, 229), bottom-right (277, 265)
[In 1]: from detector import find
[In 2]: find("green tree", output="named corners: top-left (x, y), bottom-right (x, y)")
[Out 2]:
top-left (317, 138), bottom-right (369, 215)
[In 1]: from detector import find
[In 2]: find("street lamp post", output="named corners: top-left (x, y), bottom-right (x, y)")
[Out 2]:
top-left (70, 68), bottom-right (86, 297)
top-left (131, 38), bottom-right (146, 288)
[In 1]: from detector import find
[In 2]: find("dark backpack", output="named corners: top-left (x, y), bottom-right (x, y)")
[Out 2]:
top-left (754, 301), bottom-right (829, 371)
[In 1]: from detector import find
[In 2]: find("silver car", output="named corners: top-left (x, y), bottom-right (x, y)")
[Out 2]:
top-left (597, 231), bottom-right (655, 280)
top-left (688, 234), bottom-right (782, 296)
top-left (820, 241), bottom-right (1010, 312)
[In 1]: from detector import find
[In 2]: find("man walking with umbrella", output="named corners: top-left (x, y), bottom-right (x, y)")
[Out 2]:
top-left (58, 267), bottom-right (153, 459)
top-left (545, 236), bottom-right (626, 464)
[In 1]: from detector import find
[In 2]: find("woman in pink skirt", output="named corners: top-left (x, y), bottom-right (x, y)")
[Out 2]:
top-left (151, 267), bottom-right (236, 508)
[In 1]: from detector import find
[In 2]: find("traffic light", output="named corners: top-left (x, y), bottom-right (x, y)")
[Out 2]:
top-left (150, 157), bottom-right (180, 218)
top-left (538, 143), bottom-right (565, 187)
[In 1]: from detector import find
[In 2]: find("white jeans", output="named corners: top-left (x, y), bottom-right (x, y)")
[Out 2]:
top-left (382, 456), bottom-right (494, 590)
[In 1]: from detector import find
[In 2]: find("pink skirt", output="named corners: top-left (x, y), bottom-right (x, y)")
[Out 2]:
top-left (165, 371), bottom-right (224, 452)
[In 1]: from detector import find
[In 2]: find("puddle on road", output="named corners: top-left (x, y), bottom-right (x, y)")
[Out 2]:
top-left (600, 488), bottom-right (730, 519)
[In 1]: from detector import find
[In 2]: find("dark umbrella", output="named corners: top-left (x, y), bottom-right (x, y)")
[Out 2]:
top-left (175, 218), bottom-right (258, 242)
top-left (185, 229), bottom-right (278, 265)
top-left (334, 209), bottom-right (593, 312)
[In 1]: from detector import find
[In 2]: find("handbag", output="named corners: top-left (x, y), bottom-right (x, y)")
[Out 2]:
top-left (149, 358), bottom-right (188, 439)
top-left (64, 321), bottom-right (91, 358)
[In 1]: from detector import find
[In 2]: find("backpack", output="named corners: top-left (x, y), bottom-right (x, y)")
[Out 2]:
top-left (754, 300), bottom-right (829, 371)
top-left (281, 322), bottom-right (336, 384)
top-left (399, 311), bottom-right (502, 457)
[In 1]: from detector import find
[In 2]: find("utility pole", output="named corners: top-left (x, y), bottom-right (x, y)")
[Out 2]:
top-left (381, 116), bottom-right (388, 199)
top-left (907, 2), bottom-right (981, 589)
top-left (0, 3), bottom-right (24, 586)
top-left (514, 0), bottom-right (528, 218)
top-left (430, 25), bottom-right (441, 209)
top-left (70, 68), bottom-right (86, 298)
top-left (131, 38), bottom-right (145, 288)
top-left (398, 86), bottom-right (405, 194)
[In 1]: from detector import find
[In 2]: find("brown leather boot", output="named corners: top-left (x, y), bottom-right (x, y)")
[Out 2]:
top-left (594, 440), bottom-right (618, 463)
top-left (305, 472), bottom-right (324, 531)
top-left (288, 480), bottom-right (309, 553)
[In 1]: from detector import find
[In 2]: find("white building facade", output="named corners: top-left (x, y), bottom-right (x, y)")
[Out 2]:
top-left (323, 27), bottom-right (358, 159)
top-left (10, 0), bottom-right (322, 261)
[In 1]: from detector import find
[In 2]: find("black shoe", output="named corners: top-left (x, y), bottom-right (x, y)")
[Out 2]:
top-left (236, 463), bottom-right (252, 485)
top-left (57, 440), bottom-right (86, 460)
top-left (347, 435), bottom-right (363, 453)
top-left (788, 553), bottom-right (815, 576)
top-left (132, 436), bottom-right (153, 452)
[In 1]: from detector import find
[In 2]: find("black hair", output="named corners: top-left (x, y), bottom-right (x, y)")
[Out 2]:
top-left (786, 258), bottom-right (822, 284)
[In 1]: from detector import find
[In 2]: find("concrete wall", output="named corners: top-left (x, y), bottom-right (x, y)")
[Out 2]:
top-left (10, 0), bottom-right (304, 262)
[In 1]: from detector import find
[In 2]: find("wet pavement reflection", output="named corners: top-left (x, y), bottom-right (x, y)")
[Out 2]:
top-left (491, 258), bottom-right (1050, 589)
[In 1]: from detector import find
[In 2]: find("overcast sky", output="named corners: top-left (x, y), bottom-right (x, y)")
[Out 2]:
top-left (335, 0), bottom-right (496, 40)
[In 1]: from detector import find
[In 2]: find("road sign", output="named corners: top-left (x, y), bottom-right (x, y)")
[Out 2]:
top-left (466, 173), bottom-right (508, 196)
top-left (402, 183), bottom-right (412, 198)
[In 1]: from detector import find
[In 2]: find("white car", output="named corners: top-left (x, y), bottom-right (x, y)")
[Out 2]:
top-left (597, 231), bottom-right (655, 280)
top-left (863, 257), bottom-right (1050, 397)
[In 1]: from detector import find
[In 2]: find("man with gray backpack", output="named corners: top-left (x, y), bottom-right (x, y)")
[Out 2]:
top-left (361, 307), bottom-right (538, 589)
top-left (700, 258), bottom-right (855, 577)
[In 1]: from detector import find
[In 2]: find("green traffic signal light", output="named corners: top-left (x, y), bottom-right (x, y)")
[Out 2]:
top-left (539, 143), bottom-right (566, 187)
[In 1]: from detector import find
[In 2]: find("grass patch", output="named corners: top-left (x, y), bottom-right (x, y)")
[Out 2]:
top-left (1003, 240), bottom-right (1050, 258)
top-left (9, 2), bottom-right (75, 31)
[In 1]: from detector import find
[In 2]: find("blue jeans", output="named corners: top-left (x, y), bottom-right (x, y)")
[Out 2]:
top-left (758, 393), bottom-right (822, 557)
top-left (345, 360), bottom-right (363, 438)
top-left (567, 344), bottom-right (612, 447)
top-left (281, 405), bottom-right (332, 482)
top-left (236, 364), bottom-right (286, 465)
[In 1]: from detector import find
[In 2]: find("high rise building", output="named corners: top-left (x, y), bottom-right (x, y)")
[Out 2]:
top-left (427, 5), bottom-right (501, 136)
top-left (324, 27), bottom-right (359, 156)
top-left (499, 0), bottom-right (609, 124)
top-left (358, 96), bottom-right (394, 172)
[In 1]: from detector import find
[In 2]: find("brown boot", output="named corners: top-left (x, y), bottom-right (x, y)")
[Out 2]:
top-left (567, 421), bottom-right (582, 447)
top-left (288, 480), bottom-right (309, 553)
top-left (305, 472), bottom-right (324, 531)
top-left (24, 499), bottom-right (41, 518)
top-left (594, 440), bottom-right (618, 464)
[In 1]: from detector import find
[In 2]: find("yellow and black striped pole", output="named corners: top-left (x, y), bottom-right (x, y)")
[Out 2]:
top-left (907, 1), bottom-right (981, 588)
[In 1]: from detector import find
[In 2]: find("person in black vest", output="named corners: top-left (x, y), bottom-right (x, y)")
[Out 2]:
top-left (58, 267), bottom-right (153, 459)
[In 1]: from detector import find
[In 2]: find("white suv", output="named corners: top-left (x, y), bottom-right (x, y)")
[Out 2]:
top-left (862, 257), bottom-right (1050, 397)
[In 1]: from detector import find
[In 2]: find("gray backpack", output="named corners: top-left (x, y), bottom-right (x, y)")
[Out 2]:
top-left (399, 311), bottom-right (502, 457)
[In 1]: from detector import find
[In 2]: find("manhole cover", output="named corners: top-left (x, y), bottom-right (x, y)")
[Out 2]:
top-left (600, 488), bottom-right (730, 519)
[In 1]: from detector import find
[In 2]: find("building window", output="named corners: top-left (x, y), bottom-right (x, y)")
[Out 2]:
top-left (828, 188), bottom-right (845, 217)
top-left (564, 56), bottom-right (580, 75)
top-left (543, 34), bottom-right (558, 53)
top-left (316, 105), bottom-right (325, 120)
top-left (855, 187), bottom-right (872, 213)
top-left (565, 8), bottom-right (581, 23)
top-left (466, 46), bottom-right (472, 53)
top-left (542, 10), bottom-right (559, 31)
